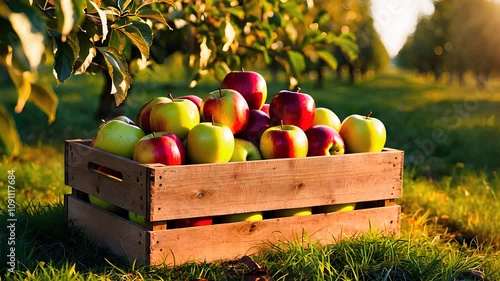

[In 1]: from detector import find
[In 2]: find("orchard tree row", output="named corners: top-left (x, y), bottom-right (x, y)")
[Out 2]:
top-left (395, 0), bottom-right (500, 86)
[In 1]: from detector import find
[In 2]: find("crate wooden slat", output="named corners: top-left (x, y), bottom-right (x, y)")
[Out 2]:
top-left (64, 139), bottom-right (404, 265)
top-left (65, 140), bottom-right (149, 216)
top-left (65, 140), bottom-right (403, 221)
top-left (66, 194), bottom-right (400, 265)
top-left (65, 195), bottom-right (149, 264)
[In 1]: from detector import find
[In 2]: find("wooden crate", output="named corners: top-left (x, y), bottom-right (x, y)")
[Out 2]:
top-left (64, 139), bottom-right (403, 265)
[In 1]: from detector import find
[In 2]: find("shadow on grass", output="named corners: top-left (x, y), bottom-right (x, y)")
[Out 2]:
top-left (0, 201), bottom-right (128, 276)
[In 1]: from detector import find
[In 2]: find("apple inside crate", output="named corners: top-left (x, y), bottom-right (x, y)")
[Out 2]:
top-left (65, 139), bottom-right (403, 265)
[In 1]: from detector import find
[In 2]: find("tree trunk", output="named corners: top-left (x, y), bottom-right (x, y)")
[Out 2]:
top-left (95, 74), bottom-right (126, 120)
top-left (348, 64), bottom-right (355, 83)
top-left (315, 66), bottom-right (324, 89)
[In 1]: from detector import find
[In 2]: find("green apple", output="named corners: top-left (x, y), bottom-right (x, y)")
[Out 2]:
top-left (271, 207), bottom-right (312, 218)
top-left (339, 112), bottom-right (386, 153)
top-left (128, 211), bottom-right (145, 226)
top-left (149, 94), bottom-right (200, 140)
top-left (312, 107), bottom-right (341, 132)
top-left (315, 203), bottom-right (356, 213)
top-left (89, 195), bottom-right (122, 214)
top-left (92, 119), bottom-right (145, 159)
top-left (230, 138), bottom-right (262, 162)
top-left (218, 212), bottom-right (263, 223)
top-left (186, 119), bottom-right (235, 164)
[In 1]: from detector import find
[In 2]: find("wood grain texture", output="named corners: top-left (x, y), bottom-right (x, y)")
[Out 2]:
top-left (65, 140), bottom-right (150, 216)
top-left (65, 140), bottom-right (403, 223)
top-left (148, 150), bottom-right (403, 221)
top-left (65, 195), bottom-right (149, 264)
top-left (148, 205), bottom-right (401, 265)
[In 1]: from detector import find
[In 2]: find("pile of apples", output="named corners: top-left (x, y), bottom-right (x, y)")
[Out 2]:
top-left (92, 70), bottom-right (387, 165)
top-left (89, 70), bottom-right (387, 226)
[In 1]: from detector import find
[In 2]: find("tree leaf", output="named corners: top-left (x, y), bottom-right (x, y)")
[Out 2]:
top-left (74, 47), bottom-right (96, 75)
top-left (213, 61), bottom-right (230, 81)
top-left (222, 18), bottom-right (235, 52)
top-left (116, 21), bottom-right (152, 59)
top-left (29, 83), bottom-right (59, 124)
top-left (2, 46), bottom-right (34, 114)
top-left (1, 1), bottom-right (46, 72)
top-left (118, 0), bottom-right (133, 12)
top-left (279, 1), bottom-right (304, 23)
top-left (327, 33), bottom-right (359, 61)
top-left (13, 71), bottom-right (33, 114)
top-left (137, 0), bottom-right (175, 11)
top-left (220, 6), bottom-right (245, 19)
top-left (137, 8), bottom-right (168, 26)
top-left (88, 0), bottom-right (108, 42)
top-left (97, 47), bottom-right (131, 106)
top-left (50, 30), bottom-right (77, 83)
top-left (107, 29), bottom-right (127, 54)
top-left (53, 0), bottom-right (86, 39)
top-left (0, 105), bottom-right (21, 159)
top-left (288, 50), bottom-right (305, 78)
top-left (315, 49), bottom-right (338, 70)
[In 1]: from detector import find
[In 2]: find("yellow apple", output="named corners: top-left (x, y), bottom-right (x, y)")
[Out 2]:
top-left (339, 112), bottom-right (386, 153)
top-left (312, 107), bottom-right (341, 132)
top-left (218, 212), bottom-right (263, 223)
top-left (315, 203), bottom-right (356, 213)
top-left (270, 207), bottom-right (312, 218)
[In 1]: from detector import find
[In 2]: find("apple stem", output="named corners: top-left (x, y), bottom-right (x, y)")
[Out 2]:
top-left (101, 119), bottom-right (106, 123)
top-left (152, 132), bottom-right (156, 138)
top-left (296, 87), bottom-right (301, 93)
top-left (218, 87), bottom-right (222, 98)
top-left (280, 120), bottom-right (284, 130)
top-left (366, 111), bottom-right (373, 119)
top-left (168, 93), bottom-right (175, 102)
top-left (241, 68), bottom-right (244, 72)
top-left (211, 115), bottom-right (215, 125)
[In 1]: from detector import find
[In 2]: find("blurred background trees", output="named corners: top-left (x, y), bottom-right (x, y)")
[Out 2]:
top-left (395, 0), bottom-right (500, 87)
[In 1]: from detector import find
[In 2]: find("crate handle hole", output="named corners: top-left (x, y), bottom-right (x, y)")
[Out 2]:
top-left (88, 162), bottom-right (124, 182)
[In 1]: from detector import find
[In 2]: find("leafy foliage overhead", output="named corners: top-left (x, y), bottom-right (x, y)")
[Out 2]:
top-left (0, 0), bottom-right (360, 158)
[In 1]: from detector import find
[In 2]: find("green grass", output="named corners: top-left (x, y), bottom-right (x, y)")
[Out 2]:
top-left (0, 68), bottom-right (499, 280)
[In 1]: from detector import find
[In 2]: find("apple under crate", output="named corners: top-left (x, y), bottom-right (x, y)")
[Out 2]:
top-left (65, 194), bottom-right (401, 265)
top-left (64, 139), bottom-right (404, 231)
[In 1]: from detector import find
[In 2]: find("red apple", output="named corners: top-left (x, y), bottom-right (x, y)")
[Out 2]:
top-left (171, 216), bottom-right (213, 228)
top-left (269, 88), bottom-right (316, 131)
top-left (260, 122), bottom-right (308, 159)
top-left (260, 103), bottom-right (270, 116)
top-left (200, 88), bottom-right (250, 134)
top-left (220, 69), bottom-right (267, 110)
top-left (133, 132), bottom-right (186, 165)
top-left (235, 109), bottom-right (270, 147)
top-left (136, 97), bottom-right (170, 134)
top-left (305, 125), bottom-right (345, 156)
top-left (177, 95), bottom-right (203, 110)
